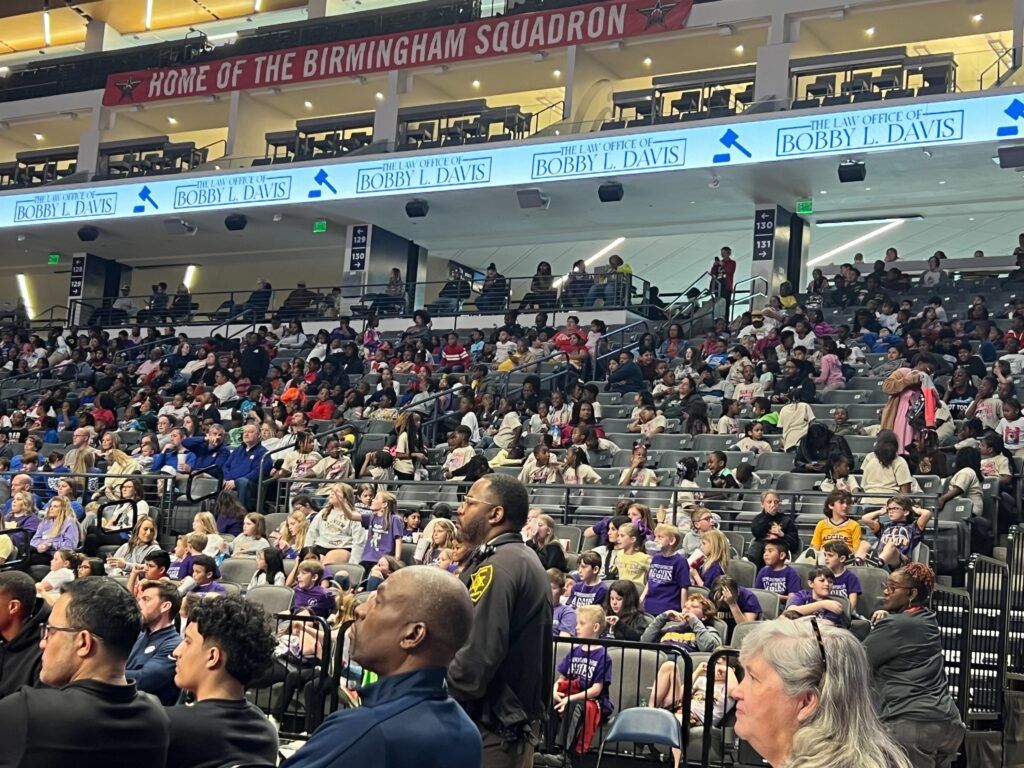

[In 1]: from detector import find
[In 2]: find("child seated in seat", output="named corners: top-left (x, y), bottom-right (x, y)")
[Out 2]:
top-left (614, 523), bottom-right (651, 589)
top-left (822, 540), bottom-right (862, 614)
top-left (753, 541), bottom-right (801, 602)
top-left (783, 567), bottom-right (846, 627)
top-left (566, 551), bottom-right (609, 608)
top-left (550, 605), bottom-right (613, 756)
top-left (808, 489), bottom-right (862, 557)
top-left (291, 560), bottom-right (338, 619)
top-left (855, 495), bottom-right (933, 570)
top-left (818, 454), bottom-right (863, 494)
top-left (689, 657), bottom-right (740, 727)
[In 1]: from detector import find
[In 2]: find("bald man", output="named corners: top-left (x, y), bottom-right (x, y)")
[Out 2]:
top-left (282, 566), bottom-right (481, 768)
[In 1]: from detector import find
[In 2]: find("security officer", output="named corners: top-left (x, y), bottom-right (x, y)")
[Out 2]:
top-left (448, 474), bottom-right (552, 768)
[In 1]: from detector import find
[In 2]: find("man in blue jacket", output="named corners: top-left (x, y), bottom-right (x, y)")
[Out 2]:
top-left (151, 428), bottom-right (197, 477)
top-left (182, 424), bottom-right (230, 472)
top-left (126, 580), bottom-right (181, 706)
top-left (222, 423), bottom-right (271, 511)
top-left (606, 349), bottom-right (645, 394)
top-left (282, 566), bottom-right (481, 768)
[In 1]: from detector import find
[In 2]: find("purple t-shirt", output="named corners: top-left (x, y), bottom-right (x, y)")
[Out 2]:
top-left (360, 511), bottom-right (405, 564)
top-left (829, 569), bottom-right (862, 599)
top-left (167, 553), bottom-right (196, 581)
top-left (716, 587), bottom-right (762, 625)
top-left (567, 581), bottom-right (608, 609)
top-left (293, 584), bottom-right (337, 618)
top-left (193, 581), bottom-right (227, 595)
top-left (644, 552), bottom-right (690, 615)
top-left (556, 645), bottom-right (614, 713)
top-left (553, 604), bottom-right (577, 636)
top-left (876, 520), bottom-right (924, 560)
top-left (754, 565), bottom-right (802, 598)
top-left (788, 589), bottom-right (844, 625)
top-left (700, 561), bottom-right (725, 589)
top-left (593, 516), bottom-right (651, 545)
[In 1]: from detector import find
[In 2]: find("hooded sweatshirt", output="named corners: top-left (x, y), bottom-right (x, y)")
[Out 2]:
top-left (0, 597), bottom-right (50, 699)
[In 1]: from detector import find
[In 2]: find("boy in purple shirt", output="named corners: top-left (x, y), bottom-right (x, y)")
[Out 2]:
top-left (783, 567), bottom-right (846, 627)
top-left (549, 605), bottom-right (614, 754)
top-left (641, 524), bottom-right (689, 615)
top-left (548, 569), bottom-right (576, 637)
top-left (823, 541), bottom-right (863, 614)
top-left (292, 561), bottom-right (337, 619)
top-left (753, 541), bottom-right (802, 601)
top-left (710, 576), bottom-right (762, 629)
top-left (186, 555), bottom-right (228, 595)
top-left (566, 552), bottom-right (608, 609)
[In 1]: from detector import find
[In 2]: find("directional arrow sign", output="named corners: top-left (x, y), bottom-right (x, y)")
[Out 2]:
top-left (752, 208), bottom-right (776, 262)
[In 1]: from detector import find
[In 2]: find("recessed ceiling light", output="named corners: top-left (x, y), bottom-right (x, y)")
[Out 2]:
top-left (471, 79), bottom-right (481, 88)
top-left (303, 100), bottom-right (313, 109)
top-left (374, 91), bottom-right (384, 100)
top-left (972, 13), bottom-right (983, 22)
top-left (33, 133), bottom-right (43, 141)
top-left (865, 27), bottom-right (875, 36)
top-left (554, 130), bottom-right (560, 135)
top-left (689, 200), bottom-right (695, 204)
top-left (42, 10), bottom-right (51, 46)
top-left (167, 116), bottom-right (178, 125)
top-left (643, 57), bottom-right (652, 66)
top-left (865, 187), bottom-right (871, 190)
top-left (969, 217), bottom-right (976, 221)
top-left (938, 180), bottom-right (946, 184)
top-left (820, 190), bottom-right (828, 195)
top-left (552, 69), bottom-right (561, 78)
top-left (735, 44), bottom-right (744, 54)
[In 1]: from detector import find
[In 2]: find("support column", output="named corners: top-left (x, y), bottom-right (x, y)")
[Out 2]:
top-left (754, 10), bottom-right (795, 110)
top-left (749, 203), bottom-right (808, 307)
top-left (373, 70), bottom-right (407, 151)
top-left (226, 91), bottom-right (294, 159)
top-left (84, 19), bottom-right (123, 53)
top-left (307, 0), bottom-right (346, 18)
top-left (76, 106), bottom-right (111, 177)
top-left (1014, 0), bottom-right (1024, 70)
top-left (563, 45), bottom-right (618, 131)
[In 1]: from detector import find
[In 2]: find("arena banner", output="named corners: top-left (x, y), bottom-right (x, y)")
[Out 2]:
top-left (3, 90), bottom-right (1022, 229)
top-left (102, 0), bottom-right (694, 106)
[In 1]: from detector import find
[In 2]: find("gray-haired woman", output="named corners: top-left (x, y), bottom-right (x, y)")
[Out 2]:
top-left (733, 620), bottom-right (912, 768)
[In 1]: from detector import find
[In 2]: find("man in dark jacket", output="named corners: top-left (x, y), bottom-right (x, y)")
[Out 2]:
top-left (0, 572), bottom-right (49, 699)
top-left (126, 581), bottom-right (181, 706)
top-left (238, 333), bottom-right (270, 385)
top-left (0, 579), bottom-right (170, 767)
top-left (182, 424), bottom-right (231, 472)
top-left (606, 350), bottom-right (645, 394)
top-left (222, 423), bottom-right (272, 510)
top-left (448, 474), bottom-right (552, 768)
top-left (284, 566), bottom-right (479, 768)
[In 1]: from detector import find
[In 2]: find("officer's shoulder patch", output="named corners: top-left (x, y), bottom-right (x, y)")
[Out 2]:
top-left (468, 564), bottom-right (494, 603)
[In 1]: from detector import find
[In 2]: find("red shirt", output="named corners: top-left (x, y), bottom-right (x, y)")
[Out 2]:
top-left (309, 400), bottom-right (336, 420)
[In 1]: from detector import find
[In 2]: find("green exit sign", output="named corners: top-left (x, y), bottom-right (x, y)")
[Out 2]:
top-left (47, 252), bottom-right (60, 265)
top-left (313, 219), bottom-right (327, 234)
top-left (796, 199), bottom-right (813, 215)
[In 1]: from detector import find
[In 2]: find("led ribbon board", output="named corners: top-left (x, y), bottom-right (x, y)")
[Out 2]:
top-left (1, 91), bottom-right (1020, 229)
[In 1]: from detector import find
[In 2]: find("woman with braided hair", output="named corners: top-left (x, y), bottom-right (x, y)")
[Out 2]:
top-left (863, 562), bottom-right (965, 768)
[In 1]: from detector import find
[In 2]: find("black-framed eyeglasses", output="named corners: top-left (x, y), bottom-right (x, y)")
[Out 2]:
top-left (810, 617), bottom-right (827, 676)
top-left (40, 623), bottom-right (85, 641)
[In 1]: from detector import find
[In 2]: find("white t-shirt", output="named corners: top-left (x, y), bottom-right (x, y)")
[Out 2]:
top-left (980, 453), bottom-right (1011, 480)
top-left (495, 340), bottom-right (517, 363)
top-left (460, 411), bottom-right (481, 444)
top-left (213, 380), bottom-right (238, 403)
top-left (494, 412), bottom-right (522, 450)
top-left (972, 396), bottom-right (1002, 431)
top-left (860, 453), bottom-right (913, 503)
top-left (949, 467), bottom-right (984, 517)
top-left (998, 416), bottom-right (1024, 451)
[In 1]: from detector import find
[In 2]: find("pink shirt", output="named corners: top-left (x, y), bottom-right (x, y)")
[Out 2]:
top-left (816, 354), bottom-right (844, 385)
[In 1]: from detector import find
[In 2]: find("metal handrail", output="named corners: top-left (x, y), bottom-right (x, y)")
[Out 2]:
top-left (498, 349), bottom-right (571, 397)
top-left (595, 317), bottom-right (652, 371)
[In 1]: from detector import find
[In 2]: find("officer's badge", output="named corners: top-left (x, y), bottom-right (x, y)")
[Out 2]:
top-left (468, 564), bottom-right (493, 603)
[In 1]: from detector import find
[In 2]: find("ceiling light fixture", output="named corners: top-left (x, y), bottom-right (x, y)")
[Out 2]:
top-left (167, 116), bottom-right (177, 125)
top-left (816, 215), bottom-right (923, 228)
top-left (553, 237), bottom-right (626, 289)
top-left (865, 26), bottom-right (875, 36)
top-left (374, 91), bottom-right (384, 100)
top-left (553, 69), bottom-right (561, 77)
top-left (735, 44), bottom-right (744, 54)
top-left (471, 79), bottom-right (481, 88)
top-left (183, 265), bottom-right (198, 290)
top-left (972, 13), bottom-right (983, 23)
top-left (642, 57), bottom-right (652, 66)
top-left (303, 100), bottom-right (313, 109)
top-left (43, 10), bottom-right (51, 45)
top-left (254, 0), bottom-right (263, 10)
top-left (807, 219), bottom-right (904, 266)
top-left (145, 0), bottom-right (154, 30)
top-left (33, 133), bottom-right (44, 141)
